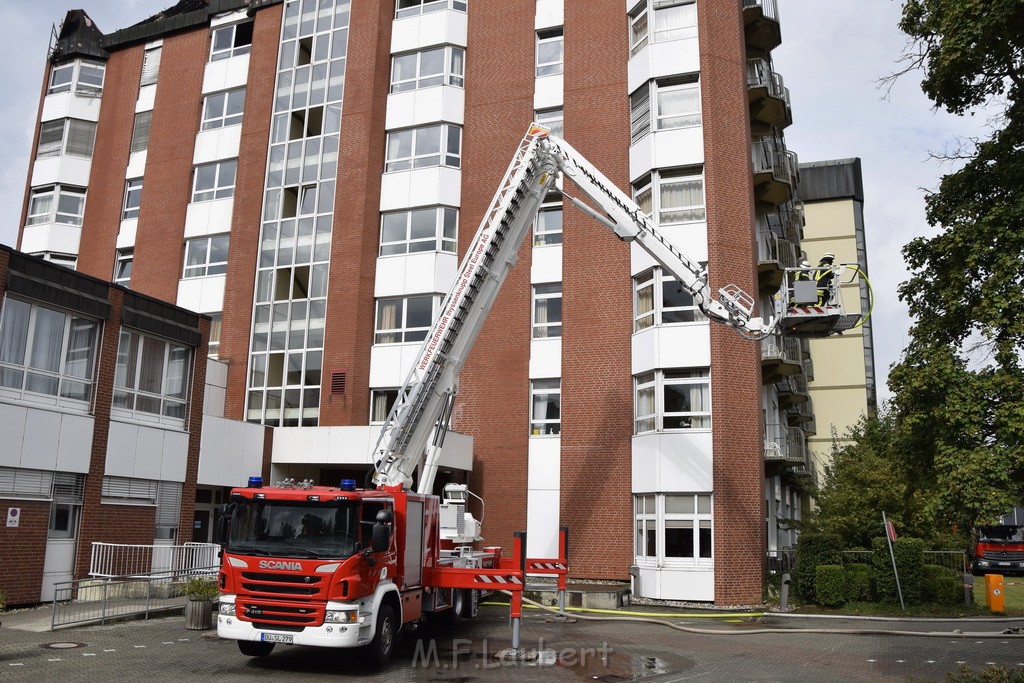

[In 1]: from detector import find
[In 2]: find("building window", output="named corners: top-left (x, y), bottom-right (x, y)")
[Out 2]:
top-left (630, 79), bottom-right (701, 142)
top-left (632, 167), bottom-right (705, 225)
top-left (536, 29), bottom-right (564, 77)
top-left (26, 185), bottom-right (86, 226)
top-left (370, 388), bottom-right (399, 423)
top-left (207, 313), bottom-right (222, 359)
top-left (140, 46), bottom-right (162, 87)
top-left (48, 59), bottom-right (105, 95)
top-left (112, 330), bottom-right (191, 423)
top-left (379, 207), bottom-right (457, 256)
top-left (192, 160), bottom-right (238, 202)
top-left (130, 111), bottom-right (152, 154)
top-left (183, 234), bottom-right (230, 278)
top-left (635, 493), bottom-right (712, 563)
top-left (210, 21), bottom-right (254, 61)
top-left (633, 266), bottom-right (707, 331)
top-left (202, 88), bottom-right (246, 130)
top-left (49, 473), bottom-right (85, 540)
top-left (534, 108), bottom-right (563, 138)
top-left (629, 0), bottom-right (697, 56)
top-left (391, 46), bottom-right (465, 92)
top-left (532, 283), bottom-right (562, 339)
top-left (530, 378), bottom-right (561, 436)
top-left (533, 194), bottom-right (563, 246)
top-left (385, 124), bottom-right (461, 171)
top-left (375, 295), bottom-right (436, 344)
top-left (395, 0), bottom-right (467, 19)
top-left (122, 178), bottom-right (143, 220)
top-left (114, 249), bottom-right (133, 286)
top-left (36, 118), bottom-right (97, 158)
top-left (634, 368), bottom-right (710, 433)
top-left (0, 297), bottom-right (100, 404)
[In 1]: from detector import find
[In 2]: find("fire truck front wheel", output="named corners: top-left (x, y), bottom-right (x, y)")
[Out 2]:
top-left (360, 603), bottom-right (396, 667)
top-left (238, 640), bottom-right (275, 657)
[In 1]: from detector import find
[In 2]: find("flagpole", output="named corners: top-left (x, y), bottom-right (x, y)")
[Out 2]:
top-left (883, 511), bottom-right (905, 610)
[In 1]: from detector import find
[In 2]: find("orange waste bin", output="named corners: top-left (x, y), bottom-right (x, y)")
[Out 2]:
top-left (984, 574), bottom-right (1005, 612)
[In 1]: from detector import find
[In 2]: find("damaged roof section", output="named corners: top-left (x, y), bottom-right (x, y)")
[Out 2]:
top-left (50, 10), bottom-right (108, 63)
top-left (49, 0), bottom-right (282, 63)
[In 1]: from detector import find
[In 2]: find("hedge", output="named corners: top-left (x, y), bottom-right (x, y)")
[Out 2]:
top-left (815, 565), bottom-right (847, 607)
top-left (872, 536), bottom-right (925, 605)
top-left (795, 532), bottom-right (844, 603)
top-left (845, 563), bottom-right (873, 602)
top-left (935, 575), bottom-right (964, 606)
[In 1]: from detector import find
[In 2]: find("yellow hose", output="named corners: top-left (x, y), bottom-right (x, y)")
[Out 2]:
top-left (481, 601), bottom-right (763, 619)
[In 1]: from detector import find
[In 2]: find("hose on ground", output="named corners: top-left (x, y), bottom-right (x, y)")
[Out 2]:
top-left (489, 592), bottom-right (1024, 639)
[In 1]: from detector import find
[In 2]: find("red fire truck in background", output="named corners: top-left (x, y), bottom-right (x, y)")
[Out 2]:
top-left (971, 524), bottom-right (1024, 576)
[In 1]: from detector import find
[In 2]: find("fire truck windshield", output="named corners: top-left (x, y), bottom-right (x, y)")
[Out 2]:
top-left (227, 499), bottom-right (360, 559)
top-left (978, 525), bottom-right (1024, 543)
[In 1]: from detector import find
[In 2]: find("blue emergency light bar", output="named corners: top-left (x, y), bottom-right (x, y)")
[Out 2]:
top-left (339, 479), bottom-right (357, 491)
top-left (248, 476), bottom-right (263, 488)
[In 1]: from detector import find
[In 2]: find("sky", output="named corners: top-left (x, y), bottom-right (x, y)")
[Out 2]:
top-left (0, 1), bottom-right (990, 406)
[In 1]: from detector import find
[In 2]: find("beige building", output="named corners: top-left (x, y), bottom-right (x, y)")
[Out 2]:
top-left (798, 159), bottom-right (877, 480)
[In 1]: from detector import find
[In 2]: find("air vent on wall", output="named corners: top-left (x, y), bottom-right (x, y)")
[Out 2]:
top-left (331, 371), bottom-right (347, 395)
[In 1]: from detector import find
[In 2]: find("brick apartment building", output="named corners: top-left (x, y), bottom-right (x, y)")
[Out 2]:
top-left (10, 0), bottom-right (819, 605)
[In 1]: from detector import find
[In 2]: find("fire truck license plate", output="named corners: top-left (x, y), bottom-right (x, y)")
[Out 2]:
top-left (261, 633), bottom-right (293, 644)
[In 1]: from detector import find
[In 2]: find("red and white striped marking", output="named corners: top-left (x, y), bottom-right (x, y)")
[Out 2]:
top-left (788, 306), bottom-right (830, 315)
top-left (476, 574), bottom-right (523, 585)
top-left (528, 562), bottom-right (566, 571)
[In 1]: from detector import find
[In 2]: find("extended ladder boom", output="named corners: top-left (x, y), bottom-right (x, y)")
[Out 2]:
top-left (372, 125), bottom-right (772, 493)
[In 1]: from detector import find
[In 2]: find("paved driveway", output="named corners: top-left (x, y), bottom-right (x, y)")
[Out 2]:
top-left (1, 606), bottom-right (1022, 682)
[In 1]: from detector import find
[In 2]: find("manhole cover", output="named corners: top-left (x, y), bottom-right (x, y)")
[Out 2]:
top-left (44, 642), bottom-right (84, 649)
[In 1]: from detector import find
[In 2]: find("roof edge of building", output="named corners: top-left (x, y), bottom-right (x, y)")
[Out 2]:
top-left (797, 157), bottom-right (864, 203)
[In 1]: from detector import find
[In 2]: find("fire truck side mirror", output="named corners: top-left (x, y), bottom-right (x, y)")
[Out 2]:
top-left (371, 509), bottom-right (394, 553)
top-left (215, 504), bottom-right (234, 546)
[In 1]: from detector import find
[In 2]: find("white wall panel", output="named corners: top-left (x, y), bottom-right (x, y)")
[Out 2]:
top-left (116, 218), bottom-right (138, 250)
top-left (125, 150), bottom-right (148, 179)
top-left (526, 489), bottom-right (560, 558)
top-left (184, 198), bottom-right (235, 236)
top-left (629, 127), bottom-right (705, 183)
top-left (192, 126), bottom-right (242, 164)
top-left (627, 39), bottom-right (700, 94)
top-left (20, 223), bottom-right (82, 257)
top-left (391, 10), bottom-right (469, 53)
top-left (56, 413), bottom-right (93, 473)
top-left (380, 167), bottom-right (462, 212)
top-left (198, 415), bottom-right (265, 487)
top-left (136, 85), bottom-right (157, 112)
top-left (161, 430), bottom-right (189, 481)
top-left (176, 275), bottom-right (226, 314)
top-left (24, 409), bottom-right (61, 471)
top-left (533, 74), bottom-right (564, 111)
top-left (31, 155), bottom-right (92, 188)
top-left (528, 338), bottom-right (561, 378)
top-left (530, 244), bottom-right (561, 284)
top-left (631, 431), bottom-right (713, 493)
top-left (0, 402), bottom-right (93, 473)
top-left (202, 54), bottom-right (250, 94)
top-left (385, 87), bottom-right (465, 130)
top-left (41, 92), bottom-right (103, 123)
top-left (0, 402), bottom-right (28, 468)
top-left (369, 343), bottom-right (424, 387)
top-left (374, 252), bottom-right (456, 298)
top-left (105, 420), bottom-right (189, 482)
top-left (535, 0), bottom-right (564, 29)
top-left (631, 324), bottom-right (711, 373)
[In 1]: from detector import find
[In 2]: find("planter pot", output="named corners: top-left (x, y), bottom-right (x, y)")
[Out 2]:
top-left (185, 599), bottom-right (214, 630)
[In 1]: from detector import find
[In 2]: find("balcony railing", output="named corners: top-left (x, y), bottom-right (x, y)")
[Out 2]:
top-left (765, 422), bottom-right (806, 464)
top-left (757, 228), bottom-right (798, 269)
top-left (743, 0), bottom-right (779, 21)
top-left (747, 59), bottom-right (791, 106)
top-left (761, 335), bottom-right (801, 365)
top-left (767, 202), bottom-right (804, 243)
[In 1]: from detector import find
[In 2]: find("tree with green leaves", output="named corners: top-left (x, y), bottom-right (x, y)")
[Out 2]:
top-left (885, 0), bottom-right (1024, 526)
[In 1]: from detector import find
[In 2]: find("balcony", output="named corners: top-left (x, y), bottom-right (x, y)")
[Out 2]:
top-left (786, 394), bottom-right (813, 424)
top-left (756, 226), bottom-right (798, 292)
top-left (776, 374), bottom-right (808, 406)
top-left (742, 0), bottom-right (781, 55)
top-left (747, 59), bottom-right (792, 135)
top-left (761, 334), bottom-right (801, 383)
top-left (765, 422), bottom-right (807, 467)
top-left (752, 136), bottom-right (796, 212)
top-left (767, 201), bottom-right (804, 244)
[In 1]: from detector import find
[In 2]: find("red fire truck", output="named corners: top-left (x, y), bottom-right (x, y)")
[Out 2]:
top-left (214, 125), bottom-right (852, 665)
top-left (971, 524), bottom-right (1024, 576)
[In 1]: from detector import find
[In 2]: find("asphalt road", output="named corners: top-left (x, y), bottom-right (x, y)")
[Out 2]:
top-left (1, 606), bottom-right (1023, 682)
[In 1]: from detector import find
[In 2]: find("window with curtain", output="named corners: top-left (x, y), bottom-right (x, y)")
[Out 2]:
top-left (629, 2), bottom-right (650, 56)
top-left (633, 167), bottom-right (704, 225)
top-left (370, 389), bottom-right (399, 423)
top-left (112, 329), bottom-right (192, 424)
top-left (634, 368), bottom-right (710, 432)
top-left (26, 185), bottom-right (86, 227)
top-left (653, 1), bottom-right (697, 42)
top-left (0, 297), bottom-right (99, 404)
top-left (636, 492), bottom-right (712, 565)
top-left (530, 378), bottom-right (561, 435)
top-left (208, 313), bottom-right (222, 359)
top-left (374, 295), bottom-right (436, 344)
top-left (634, 266), bottom-right (707, 331)
top-left (532, 283), bottom-right (562, 338)
top-left (656, 80), bottom-right (701, 130)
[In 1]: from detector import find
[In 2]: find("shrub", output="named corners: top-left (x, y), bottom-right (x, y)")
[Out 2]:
top-left (845, 563), bottom-right (873, 602)
top-left (872, 536), bottom-right (925, 605)
top-left (182, 578), bottom-right (219, 602)
top-left (935, 575), bottom-right (964, 606)
top-left (921, 564), bottom-right (947, 602)
top-left (795, 532), bottom-right (843, 603)
top-left (0, 589), bottom-right (5, 613)
top-left (815, 565), bottom-right (846, 607)
top-left (945, 664), bottom-right (1024, 682)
